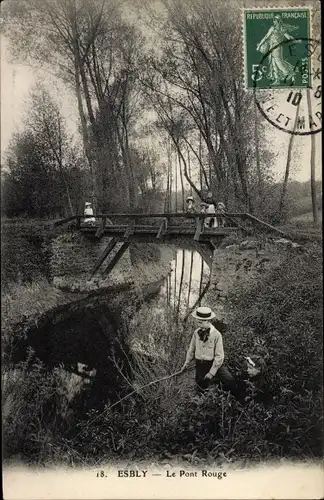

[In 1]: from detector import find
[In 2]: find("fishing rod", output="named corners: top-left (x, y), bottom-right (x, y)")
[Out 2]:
top-left (75, 367), bottom-right (189, 438)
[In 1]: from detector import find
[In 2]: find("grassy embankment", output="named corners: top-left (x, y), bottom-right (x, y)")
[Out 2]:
top-left (2, 216), bottom-right (322, 465)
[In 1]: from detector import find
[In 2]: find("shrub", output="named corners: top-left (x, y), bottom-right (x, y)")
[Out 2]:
top-left (2, 354), bottom-right (73, 463)
top-left (1, 219), bottom-right (60, 290)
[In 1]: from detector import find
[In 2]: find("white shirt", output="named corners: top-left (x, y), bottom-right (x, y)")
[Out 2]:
top-left (185, 324), bottom-right (224, 376)
top-left (84, 206), bottom-right (95, 222)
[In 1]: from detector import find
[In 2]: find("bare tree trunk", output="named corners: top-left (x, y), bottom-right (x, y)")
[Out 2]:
top-left (71, 3), bottom-right (96, 208)
top-left (254, 97), bottom-right (262, 197)
top-left (175, 149), bottom-right (178, 212)
top-left (116, 123), bottom-right (136, 210)
top-left (165, 152), bottom-right (170, 212)
top-left (199, 255), bottom-right (204, 300)
top-left (187, 250), bottom-right (194, 311)
top-left (178, 151), bottom-right (185, 211)
top-left (278, 103), bottom-right (300, 220)
top-left (188, 148), bottom-right (192, 197)
top-left (199, 133), bottom-right (203, 193)
top-left (169, 141), bottom-right (173, 212)
top-left (57, 118), bottom-right (74, 216)
top-left (74, 64), bottom-right (96, 206)
top-left (307, 89), bottom-right (318, 225)
top-left (176, 249), bottom-right (186, 318)
top-left (173, 251), bottom-right (177, 314)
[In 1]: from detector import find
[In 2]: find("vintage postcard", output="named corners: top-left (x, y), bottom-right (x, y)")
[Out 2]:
top-left (1, 0), bottom-right (322, 498)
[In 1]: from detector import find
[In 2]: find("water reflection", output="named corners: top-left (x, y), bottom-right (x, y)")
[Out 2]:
top-left (153, 249), bottom-right (211, 321)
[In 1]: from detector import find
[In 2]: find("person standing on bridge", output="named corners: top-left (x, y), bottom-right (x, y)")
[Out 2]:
top-left (205, 192), bottom-right (217, 228)
top-left (181, 306), bottom-right (238, 395)
top-left (216, 202), bottom-right (226, 228)
top-left (186, 196), bottom-right (196, 213)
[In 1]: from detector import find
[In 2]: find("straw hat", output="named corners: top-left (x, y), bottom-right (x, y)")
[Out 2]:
top-left (191, 306), bottom-right (216, 321)
top-left (186, 196), bottom-right (194, 202)
top-left (85, 202), bottom-right (91, 206)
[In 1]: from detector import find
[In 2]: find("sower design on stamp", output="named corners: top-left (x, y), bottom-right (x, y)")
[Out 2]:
top-left (244, 8), bottom-right (311, 89)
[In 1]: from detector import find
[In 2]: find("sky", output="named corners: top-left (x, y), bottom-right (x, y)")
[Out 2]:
top-left (1, 33), bottom-right (322, 185)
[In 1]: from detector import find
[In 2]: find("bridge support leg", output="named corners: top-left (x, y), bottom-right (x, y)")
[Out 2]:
top-left (95, 217), bottom-right (106, 239)
top-left (103, 242), bottom-right (130, 276)
top-left (91, 237), bottom-right (119, 277)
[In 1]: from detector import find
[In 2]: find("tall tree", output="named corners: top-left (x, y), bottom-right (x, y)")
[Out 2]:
top-left (5, 0), bottom-right (144, 211)
top-left (306, 90), bottom-right (318, 226)
top-left (3, 85), bottom-right (84, 217)
top-left (28, 85), bottom-right (75, 215)
top-left (278, 102), bottom-right (301, 220)
top-left (140, 0), bottom-right (271, 211)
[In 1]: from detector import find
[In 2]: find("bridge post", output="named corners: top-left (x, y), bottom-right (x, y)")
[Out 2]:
top-left (123, 219), bottom-right (135, 241)
top-left (103, 242), bottom-right (130, 275)
top-left (194, 216), bottom-right (203, 241)
top-left (90, 237), bottom-right (119, 277)
top-left (156, 218), bottom-right (168, 240)
top-left (95, 217), bottom-right (106, 239)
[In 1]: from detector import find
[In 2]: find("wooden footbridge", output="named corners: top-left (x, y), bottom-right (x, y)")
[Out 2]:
top-left (53, 211), bottom-right (291, 278)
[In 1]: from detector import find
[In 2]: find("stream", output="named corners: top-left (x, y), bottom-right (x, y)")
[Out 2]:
top-left (152, 249), bottom-right (210, 320)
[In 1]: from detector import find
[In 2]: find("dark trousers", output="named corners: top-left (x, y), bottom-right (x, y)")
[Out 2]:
top-left (195, 359), bottom-right (238, 396)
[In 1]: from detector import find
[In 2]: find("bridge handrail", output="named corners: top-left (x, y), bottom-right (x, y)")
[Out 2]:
top-left (75, 212), bottom-right (247, 219)
top-left (53, 212), bottom-right (294, 241)
top-left (244, 213), bottom-right (288, 237)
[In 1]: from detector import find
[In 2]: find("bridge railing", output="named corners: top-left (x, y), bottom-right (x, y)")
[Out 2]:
top-left (53, 212), bottom-right (292, 239)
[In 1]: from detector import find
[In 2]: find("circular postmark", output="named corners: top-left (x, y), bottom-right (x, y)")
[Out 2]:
top-left (253, 37), bottom-right (322, 136)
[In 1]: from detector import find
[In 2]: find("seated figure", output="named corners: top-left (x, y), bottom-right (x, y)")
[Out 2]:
top-left (241, 355), bottom-right (279, 406)
top-left (84, 202), bottom-right (96, 225)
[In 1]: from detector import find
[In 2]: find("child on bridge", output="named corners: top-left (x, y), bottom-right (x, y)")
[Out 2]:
top-left (84, 202), bottom-right (96, 225)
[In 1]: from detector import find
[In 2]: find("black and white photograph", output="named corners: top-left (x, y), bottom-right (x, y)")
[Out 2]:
top-left (1, 0), bottom-right (323, 498)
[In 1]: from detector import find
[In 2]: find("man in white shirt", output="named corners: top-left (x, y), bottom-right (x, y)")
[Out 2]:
top-left (181, 306), bottom-right (237, 393)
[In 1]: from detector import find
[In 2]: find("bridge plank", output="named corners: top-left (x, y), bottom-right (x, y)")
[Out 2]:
top-left (78, 212), bottom-right (247, 219)
top-left (90, 237), bottom-right (118, 277)
top-left (123, 221), bottom-right (135, 241)
top-left (103, 242), bottom-right (130, 276)
top-left (81, 225), bottom-right (237, 238)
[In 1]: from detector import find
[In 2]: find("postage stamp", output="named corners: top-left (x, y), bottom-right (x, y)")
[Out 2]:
top-left (253, 41), bottom-right (322, 136)
top-left (244, 8), bottom-right (311, 89)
